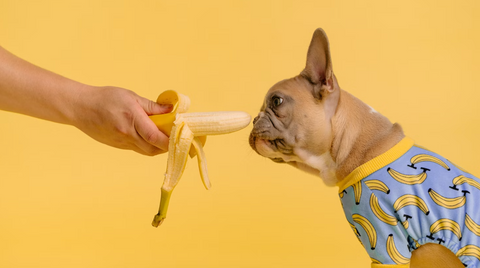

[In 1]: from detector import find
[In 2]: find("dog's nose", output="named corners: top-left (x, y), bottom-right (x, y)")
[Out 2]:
top-left (251, 116), bottom-right (272, 135)
top-left (253, 116), bottom-right (259, 125)
top-left (252, 112), bottom-right (266, 125)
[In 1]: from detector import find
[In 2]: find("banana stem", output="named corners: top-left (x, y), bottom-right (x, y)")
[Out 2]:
top-left (152, 188), bottom-right (172, 227)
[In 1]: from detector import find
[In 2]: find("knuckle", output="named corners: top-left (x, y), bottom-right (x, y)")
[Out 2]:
top-left (122, 110), bottom-right (135, 122)
top-left (114, 124), bottom-right (129, 136)
top-left (144, 130), bottom-right (159, 144)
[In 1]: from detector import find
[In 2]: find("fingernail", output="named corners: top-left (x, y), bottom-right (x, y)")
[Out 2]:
top-left (159, 104), bottom-right (173, 110)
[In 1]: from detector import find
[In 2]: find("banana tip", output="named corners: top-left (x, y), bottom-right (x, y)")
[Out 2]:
top-left (152, 215), bottom-right (165, 227)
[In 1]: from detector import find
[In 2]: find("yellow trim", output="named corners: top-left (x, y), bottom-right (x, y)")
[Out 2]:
top-left (372, 264), bottom-right (409, 268)
top-left (337, 137), bottom-right (415, 193)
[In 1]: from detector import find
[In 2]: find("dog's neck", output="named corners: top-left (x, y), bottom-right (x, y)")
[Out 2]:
top-left (327, 88), bottom-right (405, 185)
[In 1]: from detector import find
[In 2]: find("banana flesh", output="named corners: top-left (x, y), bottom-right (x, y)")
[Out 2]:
top-left (150, 91), bottom-right (251, 227)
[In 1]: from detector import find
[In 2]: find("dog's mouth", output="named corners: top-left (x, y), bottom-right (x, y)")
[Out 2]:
top-left (249, 133), bottom-right (292, 163)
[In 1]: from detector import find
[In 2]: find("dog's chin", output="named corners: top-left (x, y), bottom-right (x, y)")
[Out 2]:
top-left (251, 138), bottom-right (285, 163)
top-left (254, 138), bottom-right (276, 156)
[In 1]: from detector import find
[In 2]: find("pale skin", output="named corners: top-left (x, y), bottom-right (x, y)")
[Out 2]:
top-left (0, 46), bottom-right (171, 156)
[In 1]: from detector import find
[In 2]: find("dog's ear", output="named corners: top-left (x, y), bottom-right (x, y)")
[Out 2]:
top-left (301, 28), bottom-right (334, 98)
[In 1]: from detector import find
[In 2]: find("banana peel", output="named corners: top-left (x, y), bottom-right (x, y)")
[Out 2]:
top-left (149, 90), bottom-right (251, 227)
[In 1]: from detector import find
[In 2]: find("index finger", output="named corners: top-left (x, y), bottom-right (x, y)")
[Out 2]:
top-left (135, 114), bottom-right (170, 152)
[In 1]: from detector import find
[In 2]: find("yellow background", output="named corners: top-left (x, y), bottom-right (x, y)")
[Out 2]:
top-left (1, 1), bottom-right (479, 267)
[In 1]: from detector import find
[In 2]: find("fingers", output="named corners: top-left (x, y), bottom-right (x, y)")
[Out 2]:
top-left (137, 96), bottom-right (173, 115)
top-left (133, 110), bottom-right (170, 154)
top-left (131, 94), bottom-right (174, 155)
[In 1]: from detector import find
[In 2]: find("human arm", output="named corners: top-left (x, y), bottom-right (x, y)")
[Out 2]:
top-left (0, 46), bottom-right (171, 155)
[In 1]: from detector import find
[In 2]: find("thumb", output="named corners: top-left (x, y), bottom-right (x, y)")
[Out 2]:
top-left (137, 96), bottom-right (173, 115)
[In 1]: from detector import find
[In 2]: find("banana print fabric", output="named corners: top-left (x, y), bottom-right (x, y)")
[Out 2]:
top-left (338, 137), bottom-right (480, 267)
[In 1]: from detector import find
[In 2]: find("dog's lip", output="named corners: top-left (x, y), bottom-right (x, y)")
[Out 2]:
top-left (254, 136), bottom-right (294, 156)
top-left (255, 136), bottom-right (276, 149)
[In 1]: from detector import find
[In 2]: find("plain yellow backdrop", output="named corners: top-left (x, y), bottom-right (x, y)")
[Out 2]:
top-left (1, 1), bottom-right (479, 267)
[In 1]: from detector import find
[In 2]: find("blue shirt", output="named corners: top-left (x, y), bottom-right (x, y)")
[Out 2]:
top-left (338, 137), bottom-right (480, 267)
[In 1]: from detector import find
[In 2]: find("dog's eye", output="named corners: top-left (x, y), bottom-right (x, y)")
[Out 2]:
top-left (272, 96), bottom-right (284, 107)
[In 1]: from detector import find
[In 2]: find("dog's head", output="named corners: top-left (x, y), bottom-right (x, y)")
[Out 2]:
top-left (249, 28), bottom-right (341, 183)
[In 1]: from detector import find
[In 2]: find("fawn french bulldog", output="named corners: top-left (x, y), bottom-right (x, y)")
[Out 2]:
top-left (249, 28), bottom-right (478, 268)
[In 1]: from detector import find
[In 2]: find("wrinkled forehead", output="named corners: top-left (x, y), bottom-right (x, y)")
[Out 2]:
top-left (261, 77), bottom-right (313, 110)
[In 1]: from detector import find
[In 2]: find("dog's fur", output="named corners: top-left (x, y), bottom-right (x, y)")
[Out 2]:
top-left (249, 28), bottom-right (464, 268)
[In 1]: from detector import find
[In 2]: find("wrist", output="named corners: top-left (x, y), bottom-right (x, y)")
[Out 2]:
top-left (67, 84), bottom-right (98, 129)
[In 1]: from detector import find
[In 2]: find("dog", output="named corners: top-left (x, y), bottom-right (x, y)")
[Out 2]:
top-left (249, 28), bottom-right (479, 268)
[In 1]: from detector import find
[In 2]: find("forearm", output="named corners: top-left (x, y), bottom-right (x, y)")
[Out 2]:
top-left (0, 46), bottom-right (88, 125)
top-left (0, 45), bottom-right (171, 155)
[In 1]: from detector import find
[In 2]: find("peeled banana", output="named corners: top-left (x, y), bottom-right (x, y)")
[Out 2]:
top-left (149, 90), bottom-right (251, 227)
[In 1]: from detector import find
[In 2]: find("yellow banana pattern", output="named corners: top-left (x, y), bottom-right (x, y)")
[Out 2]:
top-left (402, 215), bottom-right (412, 230)
top-left (393, 194), bottom-right (430, 215)
top-left (466, 214), bottom-right (480, 236)
top-left (349, 222), bottom-right (361, 237)
top-left (370, 194), bottom-right (398, 226)
top-left (430, 218), bottom-right (462, 240)
top-left (338, 139), bottom-right (480, 266)
top-left (407, 235), bottom-right (420, 251)
top-left (453, 175), bottom-right (480, 191)
top-left (410, 154), bottom-right (450, 170)
top-left (387, 168), bottom-right (428, 185)
top-left (456, 245), bottom-right (480, 260)
top-left (352, 182), bottom-right (362, 205)
top-left (352, 214), bottom-right (377, 250)
top-left (428, 188), bottom-right (466, 209)
top-left (364, 179), bottom-right (390, 194)
top-left (349, 222), bottom-right (364, 245)
top-left (387, 234), bottom-right (410, 265)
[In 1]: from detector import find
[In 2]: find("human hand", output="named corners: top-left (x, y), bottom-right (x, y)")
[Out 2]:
top-left (73, 86), bottom-right (172, 156)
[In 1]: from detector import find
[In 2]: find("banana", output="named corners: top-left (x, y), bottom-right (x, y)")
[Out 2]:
top-left (393, 194), bottom-right (430, 215)
top-left (352, 213), bottom-right (377, 250)
top-left (387, 234), bottom-right (410, 265)
top-left (370, 193), bottom-right (398, 226)
top-left (387, 168), bottom-right (428, 185)
top-left (407, 235), bottom-right (420, 250)
top-left (352, 181), bottom-right (362, 205)
top-left (466, 214), bottom-right (480, 236)
top-left (150, 91), bottom-right (251, 227)
top-left (428, 188), bottom-right (466, 210)
top-left (402, 215), bottom-right (412, 230)
top-left (371, 258), bottom-right (382, 264)
top-left (364, 179), bottom-right (390, 194)
top-left (410, 154), bottom-right (450, 170)
top-left (349, 222), bottom-right (361, 237)
top-left (430, 218), bottom-right (462, 240)
top-left (349, 222), bottom-right (363, 245)
top-left (453, 175), bottom-right (480, 191)
top-left (456, 245), bottom-right (480, 261)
